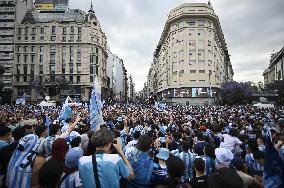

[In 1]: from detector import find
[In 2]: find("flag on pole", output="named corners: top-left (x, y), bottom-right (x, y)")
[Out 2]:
top-left (263, 129), bottom-right (284, 188)
top-left (59, 96), bottom-right (73, 121)
top-left (89, 77), bottom-right (104, 131)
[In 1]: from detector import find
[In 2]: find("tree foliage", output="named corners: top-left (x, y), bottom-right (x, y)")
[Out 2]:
top-left (221, 81), bottom-right (253, 105)
top-left (30, 76), bottom-right (70, 98)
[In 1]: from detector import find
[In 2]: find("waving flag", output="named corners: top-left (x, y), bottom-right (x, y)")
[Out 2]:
top-left (89, 77), bottom-right (104, 131)
top-left (263, 129), bottom-right (284, 188)
top-left (59, 96), bottom-right (73, 121)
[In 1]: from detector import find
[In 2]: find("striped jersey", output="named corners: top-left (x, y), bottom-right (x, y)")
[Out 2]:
top-left (59, 171), bottom-right (83, 188)
top-left (174, 151), bottom-right (195, 182)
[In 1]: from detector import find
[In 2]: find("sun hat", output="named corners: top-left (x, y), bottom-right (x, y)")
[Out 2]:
top-left (156, 148), bottom-right (170, 161)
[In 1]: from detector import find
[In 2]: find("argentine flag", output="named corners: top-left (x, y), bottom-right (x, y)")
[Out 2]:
top-left (59, 96), bottom-right (73, 121)
top-left (89, 77), bottom-right (104, 131)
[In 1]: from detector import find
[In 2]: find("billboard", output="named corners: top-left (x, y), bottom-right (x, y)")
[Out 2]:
top-left (34, 0), bottom-right (68, 11)
top-left (162, 88), bottom-right (215, 98)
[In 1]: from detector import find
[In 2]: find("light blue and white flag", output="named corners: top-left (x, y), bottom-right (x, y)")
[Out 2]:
top-left (89, 77), bottom-right (104, 131)
top-left (59, 96), bottom-right (73, 121)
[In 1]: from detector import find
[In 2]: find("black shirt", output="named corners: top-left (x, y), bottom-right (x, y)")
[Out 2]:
top-left (190, 175), bottom-right (208, 188)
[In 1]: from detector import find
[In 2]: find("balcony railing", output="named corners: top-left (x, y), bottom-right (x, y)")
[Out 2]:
top-left (0, 45), bottom-right (13, 52)
top-left (0, 22), bottom-right (14, 28)
top-left (0, 7), bottom-right (15, 12)
top-left (0, 30), bottom-right (14, 36)
top-left (0, 37), bottom-right (13, 43)
top-left (0, 14), bottom-right (15, 20)
top-left (0, 53), bottom-right (13, 60)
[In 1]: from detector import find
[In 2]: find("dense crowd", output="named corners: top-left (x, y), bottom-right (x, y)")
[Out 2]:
top-left (0, 103), bottom-right (284, 188)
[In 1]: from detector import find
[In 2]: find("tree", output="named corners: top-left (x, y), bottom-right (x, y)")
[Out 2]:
top-left (30, 76), bottom-right (70, 99)
top-left (221, 81), bottom-right (253, 105)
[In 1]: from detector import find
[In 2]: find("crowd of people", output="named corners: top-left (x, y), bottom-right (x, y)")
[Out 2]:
top-left (0, 102), bottom-right (284, 188)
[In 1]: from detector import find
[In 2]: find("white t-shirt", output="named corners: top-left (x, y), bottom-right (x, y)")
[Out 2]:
top-left (220, 134), bottom-right (242, 151)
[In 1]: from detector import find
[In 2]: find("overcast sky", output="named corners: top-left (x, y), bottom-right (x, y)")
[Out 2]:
top-left (69, 0), bottom-right (284, 91)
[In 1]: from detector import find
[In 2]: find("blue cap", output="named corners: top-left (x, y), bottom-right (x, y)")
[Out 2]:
top-left (156, 148), bottom-right (169, 160)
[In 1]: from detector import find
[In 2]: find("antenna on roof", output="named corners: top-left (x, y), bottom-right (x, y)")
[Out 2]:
top-left (89, 1), bottom-right (95, 13)
top-left (208, 1), bottom-right (211, 5)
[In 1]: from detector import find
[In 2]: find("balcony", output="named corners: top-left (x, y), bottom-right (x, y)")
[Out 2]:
top-left (0, 53), bottom-right (13, 60)
top-left (0, 30), bottom-right (13, 36)
top-left (0, 0), bottom-right (16, 4)
top-left (0, 60), bottom-right (13, 66)
top-left (0, 7), bottom-right (15, 12)
top-left (0, 14), bottom-right (15, 20)
top-left (0, 45), bottom-right (13, 52)
top-left (0, 36), bottom-right (13, 43)
top-left (0, 22), bottom-right (14, 28)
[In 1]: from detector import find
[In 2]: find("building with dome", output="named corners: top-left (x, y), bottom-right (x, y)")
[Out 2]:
top-left (147, 3), bottom-right (233, 105)
top-left (12, 2), bottom-right (109, 102)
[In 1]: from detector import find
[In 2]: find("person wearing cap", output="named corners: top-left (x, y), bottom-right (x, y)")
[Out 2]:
top-left (207, 148), bottom-right (243, 188)
top-left (59, 148), bottom-right (83, 188)
top-left (151, 148), bottom-right (169, 186)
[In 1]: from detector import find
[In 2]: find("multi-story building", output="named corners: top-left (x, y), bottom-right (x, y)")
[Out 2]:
top-left (127, 74), bottom-right (135, 101)
top-left (113, 56), bottom-right (127, 102)
top-left (0, 0), bottom-right (32, 102)
top-left (263, 46), bottom-right (284, 86)
top-left (12, 5), bottom-right (108, 102)
top-left (147, 3), bottom-right (233, 105)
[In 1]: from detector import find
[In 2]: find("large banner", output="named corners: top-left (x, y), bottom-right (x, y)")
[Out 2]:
top-left (34, 0), bottom-right (68, 11)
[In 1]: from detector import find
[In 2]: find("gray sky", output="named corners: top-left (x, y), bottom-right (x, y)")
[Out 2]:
top-left (69, 0), bottom-right (284, 91)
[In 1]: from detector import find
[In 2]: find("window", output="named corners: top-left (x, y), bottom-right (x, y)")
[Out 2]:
top-left (190, 70), bottom-right (196, 73)
top-left (50, 54), bottom-right (55, 64)
top-left (17, 55), bottom-right (21, 63)
top-left (70, 46), bottom-right (74, 63)
top-left (78, 36), bottom-right (82, 42)
top-left (179, 70), bottom-right (184, 74)
top-left (63, 27), bottom-right (67, 35)
top-left (190, 80), bottom-right (196, 83)
top-left (40, 55), bottom-right (43, 64)
top-left (78, 27), bottom-right (82, 34)
top-left (40, 28), bottom-right (44, 34)
top-left (199, 70), bottom-right (205, 73)
top-left (173, 71), bottom-right (177, 75)
top-left (40, 46), bottom-right (44, 52)
top-left (70, 26), bottom-right (74, 34)
top-left (32, 28), bottom-right (36, 35)
top-left (24, 55), bottom-right (28, 63)
top-left (62, 36), bottom-right (66, 42)
top-left (90, 76), bottom-right (93, 82)
top-left (52, 26), bottom-right (56, 34)
top-left (70, 65), bottom-right (73, 73)
top-left (179, 60), bottom-right (184, 64)
top-left (50, 45), bottom-right (56, 52)
top-left (16, 65), bottom-right (20, 74)
top-left (188, 19), bottom-right (195, 25)
top-left (17, 46), bottom-right (21, 52)
top-left (90, 66), bottom-right (93, 74)
top-left (40, 36), bottom-right (44, 41)
top-left (69, 36), bottom-right (74, 42)
top-left (91, 55), bottom-right (97, 64)
top-left (39, 65), bottom-right (43, 74)
top-left (77, 76), bottom-right (80, 83)
top-left (77, 64), bottom-right (81, 73)
top-left (31, 55), bottom-right (35, 64)
top-left (24, 65), bottom-right (27, 74)
top-left (25, 27), bottom-right (28, 35)
top-left (18, 28), bottom-right (22, 35)
top-left (199, 80), bottom-right (205, 83)
top-left (50, 65), bottom-right (55, 74)
top-left (25, 36), bottom-right (28, 41)
top-left (23, 76), bottom-right (27, 82)
top-left (198, 19), bottom-right (205, 26)
top-left (62, 46), bottom-right (66, 63)
top-left (31, 46), bottom-right (35, 52)
top-left (69, 76), bottom-right (73, 83)
top-left (189, 40), bottom-right (196, 46)
top-left (24, 46), bottom-right (28, 52)
top-left (62, 65), bottom-right (66, 73)
top-left (77, 48), bottom-right (81, 62)
top-left (51, 36), bottom-right (56, 41)
top-left (16, 76), bottom-right (20, 82)
top-left (32, 36), bottom-right (35, 41)
top-left (31, 65), bottom-right (34, 75)
top-left (18, 37), bottom-right (21, 41)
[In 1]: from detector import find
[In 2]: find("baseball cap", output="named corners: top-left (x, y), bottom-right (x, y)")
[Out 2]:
top-left (65, 148), bottom-right (83, 169)
top-left (156, 148), bottom-right (170, 161)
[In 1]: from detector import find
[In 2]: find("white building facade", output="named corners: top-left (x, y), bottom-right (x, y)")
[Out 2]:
top-left (148, 3), bottom-right (233, 105)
